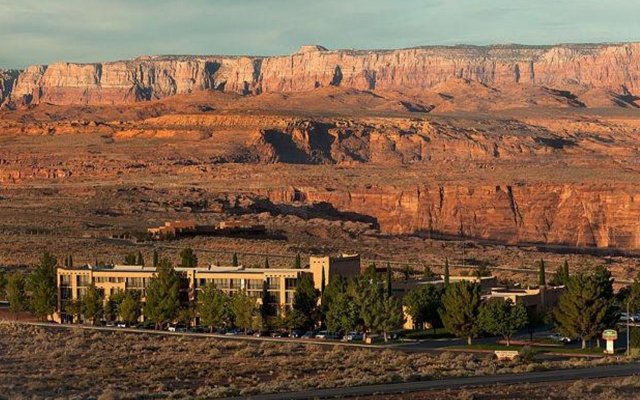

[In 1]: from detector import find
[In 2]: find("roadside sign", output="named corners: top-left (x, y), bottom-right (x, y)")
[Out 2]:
top-left (603, 329), bottom-right (618, 340)
top-left (494, 350), bottom-right (519, 361)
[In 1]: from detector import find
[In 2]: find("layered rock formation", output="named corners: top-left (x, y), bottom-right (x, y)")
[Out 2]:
top-left (264, 183), bottom-right (640, 250)
top-left (3, 42), bottom-right (640, 106)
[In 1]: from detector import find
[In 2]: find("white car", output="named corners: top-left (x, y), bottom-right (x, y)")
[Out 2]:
top-left (620, 312), bottom-right (640, 322)
top-left (548, 333), bottom-right (572, 343)
top-left (344, 332), bottom-right (364, 341)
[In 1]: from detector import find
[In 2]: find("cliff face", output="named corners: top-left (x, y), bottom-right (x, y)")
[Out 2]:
top-left (265, 184), bottom-right (640, 250)
top-left (4, 42), bottom-right (640, 106)
top-left (0, 69), bottom-right (19, 104)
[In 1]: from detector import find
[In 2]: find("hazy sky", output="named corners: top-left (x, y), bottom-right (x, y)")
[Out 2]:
top-left (1, 0), bottom-right (639, 68)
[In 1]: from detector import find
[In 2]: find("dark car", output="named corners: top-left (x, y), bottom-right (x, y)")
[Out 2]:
top-left (290, 329), bottom-right (305, 338)
top-left (270, 331), bottom-right (288, 338)
top-left (254, 330), bottom-right (270, 337)
top-left (302, 331), bottom-right (316, 339)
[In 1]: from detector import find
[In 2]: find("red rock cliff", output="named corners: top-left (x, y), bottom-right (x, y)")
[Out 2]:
top-left (4, 43), bottom-right (640, 106)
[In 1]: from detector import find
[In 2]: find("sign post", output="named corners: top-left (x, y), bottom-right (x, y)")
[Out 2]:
top-left (602, 329), bottom-right (618, 355)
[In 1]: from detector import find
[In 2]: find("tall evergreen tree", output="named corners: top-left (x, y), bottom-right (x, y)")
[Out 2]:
top-left (259, 280), bottom-right (274, 325)
top-left (294, 253), bottom-right (302, 269)
top-left (264, 257), bottom-right (270, 269)
top-left (6, 273), bottom-right (27, 316)
top-left (404, 284), bottom-right (443, 331)
top-left (198, 285), bottom-right (231, 332)
top-left (27, 252), bottom-right (58, 321)
top-left (443, 258), bottom-right (450, 288)
top-left (439, 281), bottom-right (481, 345)
top-left (0, 271), bottom-right (7, 300)
top-left (539, 259), bottom-right (546, 286)
top-left (152, 250), bottom-right (159, 267)
top-left (179, 247), bottom-right (198, 268)
top-left (478, 298), bottom-right (528, 346)
top-left (553, 271), bottom-right (618, 349)
top-left (289, 274), bottom-right (319, 330)
top-left (386, 263), bottom-right (393, 297)
top-left (232, 252), bottom-right (239, 267)
top-left (320, 267), bottom-right (326, 295)
top-left (136, 251), bottom-right (144, 266)
top-left (144, 258), bottom-right (181, 329)
top-left (628, 271), bottom-right (640, 311)
top-left (551, 259), bottom-right (571, 286)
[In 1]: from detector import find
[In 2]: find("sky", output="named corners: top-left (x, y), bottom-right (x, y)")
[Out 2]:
top-left (1, 0), bottom-right (639, 69)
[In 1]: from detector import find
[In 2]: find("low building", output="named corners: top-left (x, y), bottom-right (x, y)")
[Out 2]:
top-left (484, 286), bottom-right (565, 314)
top-left (147, 220), bottom-right (196, 238)
top-left (55, 253), bottom-right (361, 323)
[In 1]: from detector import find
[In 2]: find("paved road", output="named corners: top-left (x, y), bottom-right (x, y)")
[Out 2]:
top-left (232, 361), bottom-right (640, 400)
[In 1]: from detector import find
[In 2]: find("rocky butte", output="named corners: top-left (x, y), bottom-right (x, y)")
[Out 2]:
top-left (1, 42), bottom-right (640, 106)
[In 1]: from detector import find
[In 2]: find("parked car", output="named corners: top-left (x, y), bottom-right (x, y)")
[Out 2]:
top-left (116, 322), bottom-right (127, 328)
top-left (254, 330), bottom-right (270, 337)
top-left (620, 312), bottom-right (640, 322)
top-left (270, 331), bottom-right (288, 338)
top-left (548, 333), bottom-right (572, 343)
top-left (343, 332), bottom-right (364, 341)
top-left (189, 326), bottom-right (205, 333)
top-left (302, 331), bottom-right (316, 339)
top-left (225, 328), bottom-right (241, 336)
top-left (316, 331), bottom-right (339, 340)
top-left (105, 321), bottom-right (116, 327)
top-left (214, 328), bottom-right (227, 335)
top-left (290, 329), bottom-right (305, 338)
top-left (168, 324), bottom-right (186, 332)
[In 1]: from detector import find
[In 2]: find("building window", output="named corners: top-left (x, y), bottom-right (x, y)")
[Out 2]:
top-left (60, 275), bottom-right (71, 286)
top-left (267, 277), bottom-right (280, 290)
top-left (285, 278), bottom-right (297, 290)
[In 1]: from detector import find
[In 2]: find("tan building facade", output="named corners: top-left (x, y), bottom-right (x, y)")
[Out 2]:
top-left (56, 254), bottom-right (361, 322)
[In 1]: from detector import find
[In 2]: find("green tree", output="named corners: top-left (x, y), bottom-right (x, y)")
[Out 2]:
top-left (103, 290), bottom-right (126, 322)
top-left (144, 258), bottom-right (181, 329)
top-left (374, 295), bottom-right (405, 341)
top-left (231, 290), bottom-right (255, 332)
top-left (65, 298), bottom-right (83, 323)
top-left (82, 284), bottom-right (104, 325)
top-left (539, 259), bottom-right (546, 286)
top-left (119, 291), bottom-right (141, 325)
top-left (294, 253), bottom-right (302, 268)
top-left (259, 281), bottom-right (274, 325)
top-left (439, 281), bottom-right (481, 345)
top-left (124, 253), bottom-right (137, 265)
top-left (404, 284), bottom-right (443, 331)
top-left (550, 260), bottom-right (571, 286)
top-left (6, 273), bottom-right (27, 316)
top-left (422, 266), bottom-right (436, 281)
top-left (0, 271), bottom-right (7, 300)
top-left (320, 267), bottom-right (326, 295)
top-left (324, 276), bottom-right (360, 333)
top-left (232, 252), bottom-right (239, 267)
top-left (386, 263), bottom-right (393, 297)
top-left (290, 274), bottom-right (319, 330)
top-left (177, 306), bottom-right (195, 328)
top-left (136, 251), bottom-right (145, 266)
top-left (264, 257), bottom-right (270, 269)
top-left (27, 252), bottom-right (58, 321)
top-left (628, 272), bottom-right (640, 311)
top-left (478, 298), bottom-right (528, 346)
top-left (197, 285), bottom-right (231, 332)
top-left (179, 247), bottom-right (198, 268)
top-left (401, 264), bottom-right (413, 281)
top-left (152, 250), bottom-right (159, 267)
top-left (553, 271), bottom-right (618, 349)
top-left (443, 258), bottom-right (450, 288)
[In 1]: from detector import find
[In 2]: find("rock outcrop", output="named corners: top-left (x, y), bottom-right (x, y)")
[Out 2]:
top-left (4, 42), bottom-right (640, 106)
top-left (264, 183), bottom-right (640, 250)
top-left (0, 69), bottom-right (19, 105)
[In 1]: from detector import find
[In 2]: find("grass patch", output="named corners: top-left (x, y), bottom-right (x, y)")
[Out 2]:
top-left (404, 328), bottom-right (454, 340)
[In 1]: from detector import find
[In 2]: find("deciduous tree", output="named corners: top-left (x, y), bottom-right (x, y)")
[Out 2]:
top-left (198, 285), bottom-right (231, 332)
top-left (404, 284), bottom-right (443, 331)
top-left (6, 273), bottom-right (27, 316)
top-left (179, 247), bottom-right (198, 268)
top-left (231, 290), bottom-right (255, 332)
top-left (478, 298), bottom-right (528, 346)
top-left (82, 284), bottom-right (104, 325)
top-left (119, 291), bottom-right (141, 325)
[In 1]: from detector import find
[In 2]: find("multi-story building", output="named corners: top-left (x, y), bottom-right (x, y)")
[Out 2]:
top-left (55, 254), bottom-right (361, 323)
